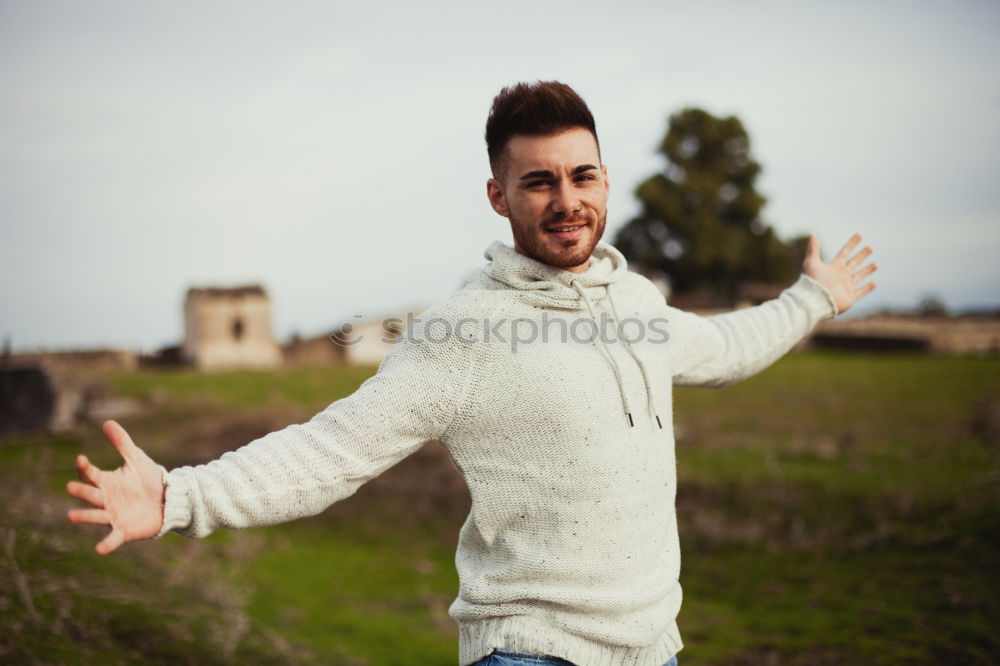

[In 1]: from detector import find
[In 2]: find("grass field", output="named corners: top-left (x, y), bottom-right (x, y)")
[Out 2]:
top-left (1, 351), bottom-right (997, 665)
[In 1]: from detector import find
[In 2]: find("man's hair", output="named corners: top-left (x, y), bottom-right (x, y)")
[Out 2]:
top-left (485, 80), bottom-right (599, 176)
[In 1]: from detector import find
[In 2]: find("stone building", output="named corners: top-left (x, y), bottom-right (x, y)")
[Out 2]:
top-left (181, 285), bottom-right (283, 370)
top-left (337, 314), bottom-right (407, 366)
top-left (282, 309), bottom-right (422, 368)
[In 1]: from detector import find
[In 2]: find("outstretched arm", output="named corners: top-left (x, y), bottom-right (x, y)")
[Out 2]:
top-left (666, 232), bottom-right (877, 386)
top-left (802, 232), bottom-right (878, 315)
top-left (66, 297), bottom-right (483, 547)
top-left (66, 420), bottom-right (165, 555)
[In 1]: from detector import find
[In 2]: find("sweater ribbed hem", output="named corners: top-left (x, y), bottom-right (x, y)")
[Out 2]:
top-left (796, 273), bottom-right (839, 320)
top-left (459, 617), bottom-right (682, 666)
top-left (155, 468), bottom-right (193, 538)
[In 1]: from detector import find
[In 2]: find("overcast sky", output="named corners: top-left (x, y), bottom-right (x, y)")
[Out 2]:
top-left (2, 0), bottom-right (998, 352)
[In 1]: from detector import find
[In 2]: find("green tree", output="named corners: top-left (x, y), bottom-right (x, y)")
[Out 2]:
top-left (613, 108), bottom-right (803, 301)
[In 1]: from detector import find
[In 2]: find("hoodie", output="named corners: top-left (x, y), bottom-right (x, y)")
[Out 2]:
top-left (158, 240), bottom-right (837, 666)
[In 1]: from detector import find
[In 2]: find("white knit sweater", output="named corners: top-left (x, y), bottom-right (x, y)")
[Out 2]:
top-left (157, 240), bottom-right (837, 666)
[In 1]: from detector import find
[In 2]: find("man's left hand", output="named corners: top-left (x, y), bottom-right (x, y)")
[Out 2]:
top-left (802, 233), bottom-right (878, 315)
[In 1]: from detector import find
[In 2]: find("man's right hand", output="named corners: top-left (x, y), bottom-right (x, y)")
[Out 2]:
top-left (66, 420), bottom-right (166, 555)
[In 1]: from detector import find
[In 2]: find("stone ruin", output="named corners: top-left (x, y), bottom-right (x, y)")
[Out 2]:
top-left (0, 349), bottom-right (138, 436)
top-left (181, 285), bottom-right (283, 370)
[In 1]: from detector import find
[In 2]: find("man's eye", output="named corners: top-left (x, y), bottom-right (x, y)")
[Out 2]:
top-left (527, 181), bottom-right (550, 188)
top-left (575, 174), bottom-right (596, 182)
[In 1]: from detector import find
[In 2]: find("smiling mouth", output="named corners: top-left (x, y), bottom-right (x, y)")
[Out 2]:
top-left (545, 222), bottom-right (588, 238)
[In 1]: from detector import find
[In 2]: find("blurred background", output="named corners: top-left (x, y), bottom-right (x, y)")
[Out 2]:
top-left (1, 1), bottom-right (998, 664)
top-left (2, 0), bottom-right (998, 353)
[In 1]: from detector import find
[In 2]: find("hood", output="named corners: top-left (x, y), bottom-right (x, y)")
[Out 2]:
top-left (480, 240), bottom-right (629, 311)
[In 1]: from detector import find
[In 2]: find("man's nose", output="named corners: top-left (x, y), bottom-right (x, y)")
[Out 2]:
top-left (551, 182), bottom-right (581, 216)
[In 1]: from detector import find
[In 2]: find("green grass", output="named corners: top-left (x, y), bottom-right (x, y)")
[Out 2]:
top-left (246, 521), bottom-right (458, 665)
top-left (673, 352), bottom-right (1000, 664)
top-left (109, 363), bottom-right (380, 411)
top-left (2, 352), bottom-right (998, 664)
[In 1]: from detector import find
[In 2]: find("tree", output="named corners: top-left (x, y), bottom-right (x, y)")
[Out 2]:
top-left (613, 108), bottom-right (803, 302)
top-left (916, 294), bottom-right (948, 317)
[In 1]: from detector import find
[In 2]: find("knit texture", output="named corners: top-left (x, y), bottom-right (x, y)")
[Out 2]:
top-left (158, 240), bottom-right (837, 666)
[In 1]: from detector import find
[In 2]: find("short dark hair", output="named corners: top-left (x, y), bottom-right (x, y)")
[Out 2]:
top-left (485, 80), bottom-right (599, 176)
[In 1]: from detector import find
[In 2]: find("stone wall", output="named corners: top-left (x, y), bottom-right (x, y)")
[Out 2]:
top-left (10, 349), bottom-right (138, 373)
top-left (809, 314), bottom-right (1000, 354)
top-left (0, 365), bottom-right (56, 436)
top-left (282, 335), bottom-right (346, 367)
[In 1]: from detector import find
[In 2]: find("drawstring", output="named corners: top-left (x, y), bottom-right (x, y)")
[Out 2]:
top-left (570, 280), bottom-right (663, 429)
top-left (572, 279), bottom-right (635, 427)
top-left (607, 284), bottom-right (665, 429)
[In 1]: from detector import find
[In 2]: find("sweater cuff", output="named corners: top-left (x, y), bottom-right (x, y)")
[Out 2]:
top-left (791, 273), bottom-right (838, 321)
top-left (155, 467), bottom-right (194, 538)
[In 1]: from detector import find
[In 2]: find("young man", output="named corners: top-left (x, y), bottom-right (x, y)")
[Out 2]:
top-left (67, 81), bottom-right (876, 666)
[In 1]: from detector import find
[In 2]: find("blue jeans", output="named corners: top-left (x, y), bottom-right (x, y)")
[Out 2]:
top-left (470, 650), bottom-right (678, 666)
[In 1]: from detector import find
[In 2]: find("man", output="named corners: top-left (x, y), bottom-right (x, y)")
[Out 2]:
top-left (67, 81), bottom-right (876, 666)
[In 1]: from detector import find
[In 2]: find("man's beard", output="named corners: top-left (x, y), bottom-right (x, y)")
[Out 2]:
top-left (512, 209), bottom-right (608, 270)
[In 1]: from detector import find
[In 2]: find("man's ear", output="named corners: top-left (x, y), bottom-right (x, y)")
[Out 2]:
top-left (486, 178), bottom-right (509, 217)
top-left (602, 164), bottom-right (610, 195)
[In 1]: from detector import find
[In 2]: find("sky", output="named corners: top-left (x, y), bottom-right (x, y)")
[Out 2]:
top-left (2, 0), bottom-right (998, 353)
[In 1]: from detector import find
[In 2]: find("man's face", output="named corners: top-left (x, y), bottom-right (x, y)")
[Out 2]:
top-left (487, 127), bottom-right (609, 273)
